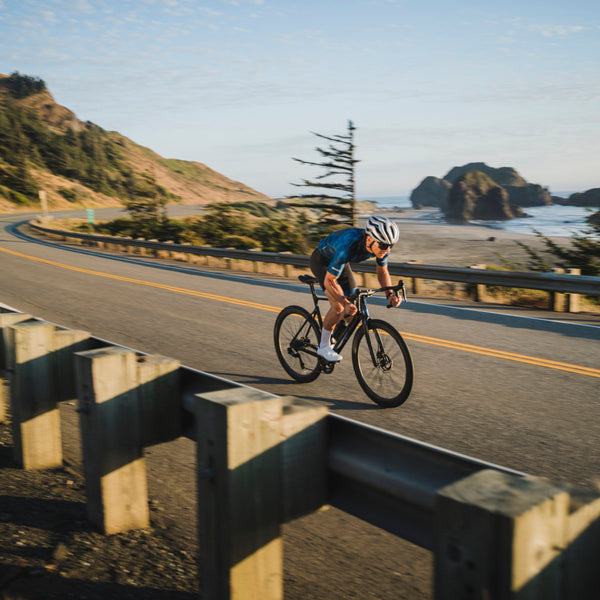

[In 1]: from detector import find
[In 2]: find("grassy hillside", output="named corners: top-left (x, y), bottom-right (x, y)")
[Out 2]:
top-left (0, 72), bottom-right (270, 212)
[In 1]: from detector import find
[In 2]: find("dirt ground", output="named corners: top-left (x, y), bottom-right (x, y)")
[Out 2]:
top-left (0, 418), bottom-right (199, 600)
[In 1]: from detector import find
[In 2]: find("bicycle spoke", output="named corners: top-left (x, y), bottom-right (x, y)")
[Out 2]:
top-left (274, 306), bottom-right (322, 383)
top-left (358, 334), bottom-right (402, 394)
top-left (352, 319), bottom-right (413, 407)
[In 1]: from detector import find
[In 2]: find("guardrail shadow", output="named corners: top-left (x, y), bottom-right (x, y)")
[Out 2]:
top-left (402, 300), bottom-right (600, 340)
top-left (208, 371), bottom-right (381, 411)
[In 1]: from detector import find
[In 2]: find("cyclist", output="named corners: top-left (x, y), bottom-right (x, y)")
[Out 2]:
top-left (310, 214), bottom-right (401, 362)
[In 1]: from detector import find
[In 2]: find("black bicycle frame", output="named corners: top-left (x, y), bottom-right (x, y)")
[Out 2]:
top-left (308, 283), bottom-right (372, 357)
top-left (303, 277), bottom-right (402, 367)
top-left (331, 295), bottom-right (368, 354)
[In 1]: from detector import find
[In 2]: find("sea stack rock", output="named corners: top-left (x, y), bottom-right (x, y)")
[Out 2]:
top-left (445, 171), bottom-right (514, 223)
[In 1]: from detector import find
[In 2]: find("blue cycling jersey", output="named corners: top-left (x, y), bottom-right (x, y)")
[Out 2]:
top-left (317, 228), bottom-right (388, 278)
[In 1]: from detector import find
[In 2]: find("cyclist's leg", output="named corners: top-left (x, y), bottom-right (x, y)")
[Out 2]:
top-left (310, 250), bottom-right (345, 360)
top-left (309, 248), bottom-right (328, 292)
top-left (338, 265), bottom-right (357, 324)
top-left (321, 266), bottom-right (358, 358)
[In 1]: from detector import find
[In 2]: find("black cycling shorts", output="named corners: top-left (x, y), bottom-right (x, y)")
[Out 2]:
top-left (310, 249), bottom-right (357, 295)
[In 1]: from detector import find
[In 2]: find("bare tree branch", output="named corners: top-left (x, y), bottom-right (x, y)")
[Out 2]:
top-left (289, 120), bottom-right (358, 230)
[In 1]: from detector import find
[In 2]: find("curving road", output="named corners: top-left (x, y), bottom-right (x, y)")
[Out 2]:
top-left (1, 209), bottom-right (599, 599)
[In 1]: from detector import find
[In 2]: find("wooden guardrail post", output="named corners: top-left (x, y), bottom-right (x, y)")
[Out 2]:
top-left (566, 268), bottom-right (581, 313)
top-left (53, 328), bottom-right (95, 406)
top-left (406, 260), bottom-right (423, 294)
top-left (4, 320), bottom-right (92, 469)
top-left (280, 396), bottom-right (328, 522)
top-left (0, 312), bottom-right (31, 424)
top-left (563, 485), bottom-right (600, 599)
top-left (551, 267), bottom-right (566, 311)
top-left (5, 320), bottom-right (62, 469)
top-left (0, 370), bottom-right (6, 425)
top-left (75, 346), bottom-right (150, 535)
top-left (195, 387), bottom-right (284, 600)
top-left (137, 354), bottom-right (182, 447)
top-left (469, 264), bottom-right (489, 303)
top-left (434, 469), bottom-right (600, 599)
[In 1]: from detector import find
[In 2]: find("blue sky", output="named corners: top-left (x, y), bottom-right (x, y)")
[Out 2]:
top-left (1, 0), bottom-right (599, 198)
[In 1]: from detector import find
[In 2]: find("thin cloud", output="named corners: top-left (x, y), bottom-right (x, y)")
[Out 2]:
top-left (529, 24), bottom-right (587, 37)
top-left (458, 82), bottom-right (600, 105)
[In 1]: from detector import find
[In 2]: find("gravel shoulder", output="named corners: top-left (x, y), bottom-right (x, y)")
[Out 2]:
top-left (0, 418), bottom-right (199, 600)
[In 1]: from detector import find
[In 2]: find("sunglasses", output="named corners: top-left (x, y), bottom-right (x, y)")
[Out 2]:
top-left (377, 242), bottom-right (393, 251)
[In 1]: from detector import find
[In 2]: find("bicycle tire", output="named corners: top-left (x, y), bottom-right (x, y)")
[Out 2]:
top-left (274, 305), bottom-right (322, 383)
top-left (351, 318), bottom-right (413, 408)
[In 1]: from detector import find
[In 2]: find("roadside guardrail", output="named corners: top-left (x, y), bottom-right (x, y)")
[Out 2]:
top-left (28, 219), bottom-right (600, 312)
top-left (1, 302), bottom-right (599, 599)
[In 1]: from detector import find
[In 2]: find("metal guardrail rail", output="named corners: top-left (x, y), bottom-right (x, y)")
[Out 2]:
top-left (29, 220), bottom-right (600, 296)
top-left (327, 414), bottom-right (526, 550)
top-left (0, 300), bottom-right (521, 550)
top-left (0, 301), bottom-right (527, 553)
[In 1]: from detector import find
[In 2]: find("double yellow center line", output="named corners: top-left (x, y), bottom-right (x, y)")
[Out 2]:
top-left (2, 245), bottom-right (599, 379)
top-left (0, 246), bottom-right (277, 312)
top-left (400, 331), bottom-right (599, 378)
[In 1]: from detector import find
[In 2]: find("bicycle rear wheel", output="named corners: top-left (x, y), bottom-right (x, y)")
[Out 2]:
top-left (274, 305), bottom-right (322, 383)
top-left (351, 318), bottom-right (413, 408)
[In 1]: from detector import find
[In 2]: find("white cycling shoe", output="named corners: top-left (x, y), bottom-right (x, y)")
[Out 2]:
top-left (317, 345), bottom-right (343, 362)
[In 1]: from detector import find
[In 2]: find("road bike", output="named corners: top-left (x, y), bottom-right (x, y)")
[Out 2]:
top-left (274, 274), bottom-right (414, 408)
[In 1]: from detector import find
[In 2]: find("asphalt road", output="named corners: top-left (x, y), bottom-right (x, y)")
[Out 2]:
top-left (1, 209), bottom-right (599, 599)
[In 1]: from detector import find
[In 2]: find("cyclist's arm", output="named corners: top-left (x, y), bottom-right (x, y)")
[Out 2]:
top-left (377, 265), bottom-right (400, 307)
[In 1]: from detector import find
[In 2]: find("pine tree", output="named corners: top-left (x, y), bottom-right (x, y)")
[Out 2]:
top-left (290, 120), bottom-right (359, 231)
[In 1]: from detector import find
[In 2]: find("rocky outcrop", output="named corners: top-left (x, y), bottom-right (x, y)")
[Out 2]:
top-left (411, 162), bottom-right (553, 217)
top-left (503, 183), bottom-right (552, 207)
top-left (444, 163), bottom-right (527, 187)
top-left (567, 188), bottom-right (600, 207)
top-left (445, 171), bottom-right (514, 223)
top-left (409, 176), bottom-right (451, 209)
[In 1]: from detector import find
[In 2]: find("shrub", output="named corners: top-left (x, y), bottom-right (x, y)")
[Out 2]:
top-left (516, 210), bottom-right (600, 277)
top-left (220, 234), bottom-right (261, 250)
top-left (5, 187), bottom-right (31, 205)
top-left (58, 187), bottom-right (77, 202)
top-left (6, 72), bottom-right (46, 99)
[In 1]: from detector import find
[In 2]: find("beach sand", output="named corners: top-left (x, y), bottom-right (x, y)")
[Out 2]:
top-left (358, 208), bottom-right (570, 269)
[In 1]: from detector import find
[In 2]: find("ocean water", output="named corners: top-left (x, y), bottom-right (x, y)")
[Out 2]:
top-left (361, 196), bottom-right (597, 238)
top-left (361, 196), bottom-right (413, 210)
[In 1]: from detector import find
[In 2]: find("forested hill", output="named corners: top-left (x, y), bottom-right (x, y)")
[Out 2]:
top-left (0, 72), bottom-right (270, 212)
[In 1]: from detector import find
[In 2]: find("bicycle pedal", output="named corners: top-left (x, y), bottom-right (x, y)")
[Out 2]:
top-left (320, 361), bottom-right (336, 374)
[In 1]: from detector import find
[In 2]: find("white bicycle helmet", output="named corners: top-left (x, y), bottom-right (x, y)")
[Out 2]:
top-left (364, 215), bottom-right (399, 246)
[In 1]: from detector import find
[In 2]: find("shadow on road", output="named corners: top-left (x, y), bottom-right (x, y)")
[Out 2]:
top-left (211, 371), bottom-right (381, 411)
top-left (402, 299), bottom-right (600, 340)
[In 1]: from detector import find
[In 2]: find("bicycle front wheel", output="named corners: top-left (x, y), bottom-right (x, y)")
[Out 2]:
top-left (351, 318), bottom-right (413, 408)
top-left (274, 305), bottom-right (322, 383)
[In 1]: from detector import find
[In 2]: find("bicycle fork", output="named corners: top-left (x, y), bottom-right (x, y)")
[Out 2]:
top-left (352, 297), bottom-right (391, 370)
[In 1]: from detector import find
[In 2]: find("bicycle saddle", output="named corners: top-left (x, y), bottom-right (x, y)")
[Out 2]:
top-left (298, 274), bottom-right (319, 284)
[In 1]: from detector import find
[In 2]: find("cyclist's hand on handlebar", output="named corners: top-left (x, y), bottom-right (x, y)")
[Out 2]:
top-left (343, 301), bottom-right (357, 317)
top-left (386, 291), bottom-right (401, 308)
